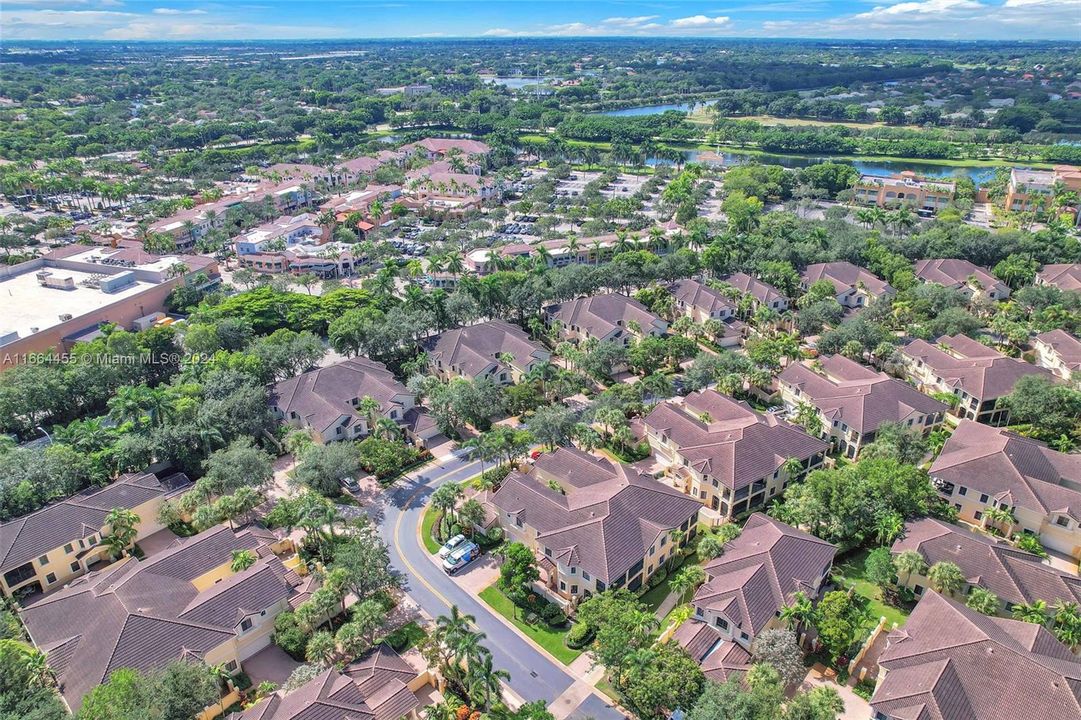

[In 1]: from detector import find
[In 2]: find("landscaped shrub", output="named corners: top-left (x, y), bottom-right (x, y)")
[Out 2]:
top-left (541, 602), bottom-right (566, 627)
top-left (565, 622), bottom-right (595, 649)
top-left (272, 611), bottom-right (309, 660)
top-left (647, 566), bottom-right (668, 589)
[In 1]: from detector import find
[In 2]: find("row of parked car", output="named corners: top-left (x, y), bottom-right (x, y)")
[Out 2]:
top-left (438, 534), bottom-right (481, 574)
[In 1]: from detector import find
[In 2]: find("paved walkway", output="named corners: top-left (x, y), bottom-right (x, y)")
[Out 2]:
top-left (653, 589), bottom-right (679, 620)
top-left (801, 667), bottom-right (872, 720)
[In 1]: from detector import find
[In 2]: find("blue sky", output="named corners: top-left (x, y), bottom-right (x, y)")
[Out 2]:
top-left (2, 0), bottom-right (1078, 41)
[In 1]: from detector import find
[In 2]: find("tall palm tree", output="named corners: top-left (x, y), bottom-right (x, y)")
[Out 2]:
top-left (103, 507), bottom-right (140, 560)
top-left (927, 561), bottom-right (965, 596)
top-left (468, 649), bottom-right (510, 712)
top-left (1012, 600), bottom-right (1050, 626)
top-left (231, 549), bottom-right (257, 573)
top-left (779, 591), bottom-right (815, 634)
top-left (894, 550), bottom-right (927, 585)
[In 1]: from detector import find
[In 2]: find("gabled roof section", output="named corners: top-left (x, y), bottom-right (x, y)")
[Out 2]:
top-left (670, 278), bottom-right (737, 316)
top-left (544, 293), bottom-right (665, 340)
top-left (422, 319), bottom-right (546, 378)
top-left (802, 261), bottom-right (893, 298)
top-left (719, 273), bottom-right (786, 306)
top-left (913, 258), bottom-right (1009, 297)
top-left (902, 334), bottom-right (1052, 399)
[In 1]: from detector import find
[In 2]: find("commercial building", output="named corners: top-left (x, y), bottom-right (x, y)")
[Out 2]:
top-left (852, 171), bottom-right (955, 213)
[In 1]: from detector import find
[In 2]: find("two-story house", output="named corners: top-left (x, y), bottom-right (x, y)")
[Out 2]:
top-left (544, 293), bottom-right (668, 347)
top-left (801, 262), bottom-right (895, 309)
top-left (0, 471), bottom-right (190, 598)
top-left (778, 355), bottom-right (948, 458)
top-left (486, 447), bottom-right (701, 599)
top-left (690, 513), bottom-right (836, 650)
top-left (929, 420), bottom-right (1081, 559)
top-left (670, 278), bottom-right (747, 347)
top-left (900, 334), bottom-right (1053, 425)
top-left (422, 320), bottom-right (551, 385)
top-left (913, 258), bottom-right (1011, 301)
top-left (717, 272), bottom-right (789, 312)
top-left (1033, 329), bottom-right (1081, 382)
top-left (642, 390), bottom-right (829, 521)
top-left (269, 357), bottom-right (440, 447)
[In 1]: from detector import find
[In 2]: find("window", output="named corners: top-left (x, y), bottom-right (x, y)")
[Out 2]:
top-left (979, 494), bottom-right (988, 504)
top-left (582, 571), bottom-right (590, 581)
top-left (64, 544), bottom-right (74, 554)
top-left (740, 632), bottom-right (749, 642)
top-left (570, 585), bottom-right (578, 595)
top-left (958, 486), bottom-right (967, 496)
top-left (974, 511), bottom-right (983, 521)
top-left (569, 567), bottom-right (576, 575)
top-left (914, 585), bottom-right (924, 595)
top-left (240, 618), bottom-right (253, 632)
top-left (38, 555), bottom-right (49, 567)
top-left (544, 548), bottom-right (552, 557)
top-left (559, 581), bottom-right (566, 591)
top-left (1057, 516), bottom-right (1070, 528)
top-left (70, 562), bottom-right (80, 573)
top-left (45, 573), bottom-right (56, 584)
top-left (715, 617), bottom-right (729, 631)
top-left (225, 661), bottom-right (238, 672)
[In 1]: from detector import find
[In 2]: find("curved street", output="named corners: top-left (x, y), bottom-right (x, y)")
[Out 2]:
top-left (376, 455), bottom-right (625, 720)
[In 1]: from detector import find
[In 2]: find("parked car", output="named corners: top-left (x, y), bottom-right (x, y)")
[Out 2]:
top-left (438, 533), bottom-right (467, 559)
top-left (442, 541), bottom-right (480, 574)
top-left (340, 476), bottom-right (361, 494)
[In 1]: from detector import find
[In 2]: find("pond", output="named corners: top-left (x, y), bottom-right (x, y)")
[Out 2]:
top-left (603, 100), bottom-right (717, 117)
top-left (647, 148), bottom-right (1006, 184)
top-left (482, 76), bottom-right (561, 90)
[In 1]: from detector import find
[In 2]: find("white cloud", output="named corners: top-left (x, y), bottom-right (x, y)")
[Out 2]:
top-left (670, 14), bottom-right (732, 27)
top-left (600, 15), bottom-right (658, 27)
top-left (152, 7), bottom-right (208, 15)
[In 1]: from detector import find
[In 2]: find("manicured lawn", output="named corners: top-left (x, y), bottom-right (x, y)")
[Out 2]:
top-left (421, 504), bottom-right (443, 555)
top-left (382, 621), bottom-right (427, 652)
top-left (834, 549), bottom-right (911, 628)
top-left (478, 584), bottom-right (583, 665)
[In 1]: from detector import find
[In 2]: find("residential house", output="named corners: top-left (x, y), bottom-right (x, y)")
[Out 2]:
top-left (929, 420), bottom-right (1081, 559)
top-left (670, 620), bottom-right (752, 684)
top-left (670, 278), bottom-right (747, 347)
top-left (237, 645), bottom-right (427, 720)
top-left (0, 471), bottom-right (190, 598)
top-left (642, 390), bottom-right (829, 520)
top-left (718, 272), bottom-right (789, 312)
top-left (20, 525), bottom-right (302, 712)
top-left (422, 320), bottom-right (551, 385)
top-left (691, 513), bottom-right (836, 650)
top-left (269, 358), bottom-right (440, 447)
top-left (900, 333), bottom-right (1053, 425)
top-left (870, 591), bottom-right (1081, 720)
top-left (852, 172), bottom-right (955, 213)
top-left (1036, 263), bottom-right (1081, 292)
top-left (801, 262), bottom-right (895, 309)
top-left (913, 258), bottom-right (1011, 300)
top-left (544, 293), bottom-right (668, 346)
top-left (778, 355), bottom-right (948, 458)
top-left (891, 517), bottom-right (1081, 613)
top-left (1034, 329), bottom-right (1081, 381)
top-left (485, 447), bottom-right (701, 599)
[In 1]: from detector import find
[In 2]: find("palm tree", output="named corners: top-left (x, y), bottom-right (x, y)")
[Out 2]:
top-left (231, 549), bottom-right (257, 573)
top-left (1052, 602), bottom-right (1081, 649)
top-left (779, 590), bottom-right (815, 634)
top-left (982, 506), bottom-right (1017, 537)
top-left (669, 565), bottom-right (706, 604)
top-left (927, 561), bottom-right (965, 596)
top-left (965, 586), bottom-right (1000, 615)
top-left (894, 550), bottom-right (928, 585)
top-left (102, 507), bottom-right (140, 560)
top-left (874, 511), bottom-right (905, 545)
top-left (1012, 600), bottom-right (1050, 626)
top-left (468, 649), bottom-right (510, 712)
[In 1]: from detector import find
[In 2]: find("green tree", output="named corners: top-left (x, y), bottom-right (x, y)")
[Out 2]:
top-left (499, 542), bottom-right (540, 606)
top-left (102, 507), bottom-right (140, 560)
top-left (813, 590), bottom-right (869, 663)
top-left (927, 561), bottom-right (965, 596)
top-left (864, 547), bottom-right (897, 588)
top-left (620, 643), bottom-right (705, 719)
top-left (231, 548), bottom-right (257, 573)
top-left (894, 550), bottom-right (928, 585)
top-left (966, 586), bottom-right (1000, 615)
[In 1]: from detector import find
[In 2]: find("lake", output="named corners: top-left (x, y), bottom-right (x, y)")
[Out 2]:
top-left (604, 100), bottom-right (717, 117)
top-left (482, 76), bottom-right (561, 90)
top-left (647, 149), bottom-right (1005, 184)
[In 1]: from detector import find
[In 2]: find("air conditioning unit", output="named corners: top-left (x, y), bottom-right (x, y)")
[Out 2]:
top-left (59, 313), bottom-right (73, 322)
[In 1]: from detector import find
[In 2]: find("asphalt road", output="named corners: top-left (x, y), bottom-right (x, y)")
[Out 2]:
top-left (378, 455), bottom-right (624, 719)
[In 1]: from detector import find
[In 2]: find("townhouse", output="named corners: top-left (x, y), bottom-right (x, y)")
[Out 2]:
top-left (899, 334), bottom-right (1053, 425)
top-left (642, 390), bottom-right (829, 520)
top-left (778, 355), bottom-right (948, 458)
top-left (891, 517), bottom-right (1081, 613)
top-left (453, 232), bottom-right (673, 278)
top-left (544, 293), bottom-right (668, 346)
top-left (1036, 263), bottom-right (1081, 292)
top-left (238, 646), bottom-right (427, 720)
top-left (669, 278), bottom-right (747, 347)
top-left (912, 258), bottom-right (1011, 301)
top-left (233, 213), bottom-right (324, 256)
top-left (485, 447), bottom-right (701, 599)
top-left (801, 262), bottom-right (895, 309)
top-left (852, 171), bottom-right (955, 213)
top-left (929, 420), bottom-right (1081, 559)
top-left (20, 525), bottom-right (302, 712)
top-left (690, 513), bottom-right (836, 651)
top-left (1004, 165), bottom-right (1081, 214)
top-left (422, 319), bottom-right (551, 385)
top-left (0, 471), bottom-right (190, 598)
top-left (718, 272), bottom-right (789, 312)
top-left (268, 357), bottom-right (440, 447)
top-left (400, 138), bottom-right (491, 161)
top-left (670, 620), bottom-right (752, 684)
top-left (870, 591), bottom-right (1081, 720)
top-left (1033, 329), bottom-right (1081, 381)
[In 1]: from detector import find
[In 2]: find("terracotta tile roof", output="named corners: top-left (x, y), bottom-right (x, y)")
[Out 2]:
top-left (544, 293), bottom-right (666, 341)
top-left (401, 138), bottom-right (490, 156)
top-left (779, 355), bottom-right (948, 435)
top-left (871, 591), bottom-right (1081, 720)
top-left (644, 390), bottom-right (828, 491)
top-left (20, 525), bottom-right (298, 711)
top-left (1037, 263), bottom-right (1081, 292)
top-left (488, 447), bottom-right (700, 583)
top-left (269, 358), bottom-right (414, 434)
top-left (902, 334), bottom-right (1052, 400)
top-left (422, 320), bottom-right (548, 378)
top-left (720, 272), bottom-right (786, 306)
top-left (0, 472), bottom-right (189, 574)
top-left (694, 514), bottom-right (836, 639)
top-left (238, 646), bottom-right (420, 720)
top-left (1037, 329), bottom-right (1081, 371)
top-left (929, 421), bottom-right (1081, 521)
top-left (893, 518), bottom-right (1081, 609)
top-left (670, 278), bottom-right (737, 317)
top-left (913, 259), bottom-right (1009, 297)
top-left (802, 261), bottom-right (893, 298)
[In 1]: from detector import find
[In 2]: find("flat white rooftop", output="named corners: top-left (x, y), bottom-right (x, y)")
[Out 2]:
top-left (0, 266), bottom-right (155, 339)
